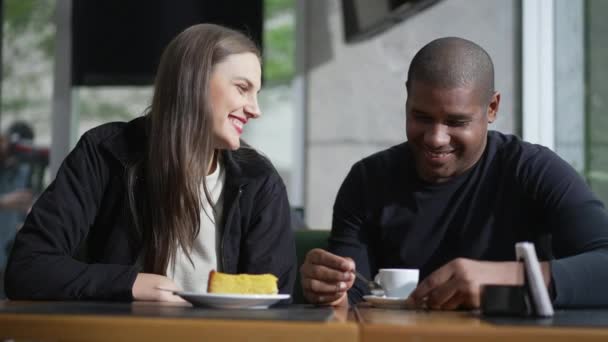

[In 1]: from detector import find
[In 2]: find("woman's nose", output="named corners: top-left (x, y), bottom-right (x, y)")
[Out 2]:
top-left (244, 95), bottom-right (261, 118)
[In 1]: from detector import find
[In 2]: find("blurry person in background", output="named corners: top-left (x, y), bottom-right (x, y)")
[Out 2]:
top-left (0, 121), bottom-right (36, 298)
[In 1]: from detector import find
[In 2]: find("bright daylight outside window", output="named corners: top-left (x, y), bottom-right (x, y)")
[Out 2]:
top-left (1, 0), bottom-right (55, 146)
top-left (242, 0), bottom-right (299, 210)
top-left (585, 0), bottom-right (608, 205)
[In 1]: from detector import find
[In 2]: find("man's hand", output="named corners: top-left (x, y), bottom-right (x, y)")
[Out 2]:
top-left (132, 273), bottom-right (186, 302)
top-left (410, 258), bottom-right (541, 310)
top-left (299, 249), bottom-right (355, 306)
top-left (0, 189), bottom-right (33, 212)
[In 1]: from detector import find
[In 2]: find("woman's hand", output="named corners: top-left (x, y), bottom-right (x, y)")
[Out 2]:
top-left (132, 273), bottom-right (186, 302)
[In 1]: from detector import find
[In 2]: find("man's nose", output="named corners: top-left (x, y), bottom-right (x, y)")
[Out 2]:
top-left (424, 124), bottom-right (450, 148)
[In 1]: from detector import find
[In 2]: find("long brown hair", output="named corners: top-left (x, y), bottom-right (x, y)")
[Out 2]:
top-left (128, 24), bottom-right (261, 274)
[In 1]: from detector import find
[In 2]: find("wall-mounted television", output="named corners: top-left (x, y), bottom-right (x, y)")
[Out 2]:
top-left (342, 0), bottom-right (442, 43)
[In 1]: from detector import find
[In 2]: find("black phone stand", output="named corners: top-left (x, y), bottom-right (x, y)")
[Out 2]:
top-left (480, 262), bottom-right (538, 316)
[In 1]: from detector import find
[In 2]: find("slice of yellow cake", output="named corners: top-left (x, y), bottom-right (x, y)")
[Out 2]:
top-left (207, 270), bottom-right (278, 295)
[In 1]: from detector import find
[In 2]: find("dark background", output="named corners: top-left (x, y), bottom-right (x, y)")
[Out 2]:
top-left (71, 0), bottom-right (263, 86)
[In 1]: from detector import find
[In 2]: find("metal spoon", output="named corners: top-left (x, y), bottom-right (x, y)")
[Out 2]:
top-left (353, 270), bottom-right (386, 297)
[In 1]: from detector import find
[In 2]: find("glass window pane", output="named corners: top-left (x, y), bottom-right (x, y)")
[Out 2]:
top-left (586, 0), bottom-right (608, 202)
top-left (242, 0), bottom-right (300, 207)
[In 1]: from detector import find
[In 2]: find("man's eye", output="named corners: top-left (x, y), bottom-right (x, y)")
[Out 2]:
top-left (446, 120), bottom-right (469, 127)
top-left (237, 84), bottom-right (248, 93)
top-left (414, 115), bottom-right (433, 123)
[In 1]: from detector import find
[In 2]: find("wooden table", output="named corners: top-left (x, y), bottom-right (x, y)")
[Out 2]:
top-left (353, 305), bottom-right (608, 342)
top-left (0, 301), bottom-right (358, 342)
top-left (3, 300), bottom-right (608, 342)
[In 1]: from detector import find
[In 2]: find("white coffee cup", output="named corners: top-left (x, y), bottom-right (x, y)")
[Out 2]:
top-left (374, 268), bottom-right (419, 298)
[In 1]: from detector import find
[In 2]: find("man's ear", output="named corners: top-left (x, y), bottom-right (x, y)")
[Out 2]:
top-left (487, 91), bottom-right (500, 123)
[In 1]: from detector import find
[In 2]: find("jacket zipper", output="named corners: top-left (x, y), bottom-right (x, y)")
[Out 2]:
top-left (220, 186), bottom-right (243, 272)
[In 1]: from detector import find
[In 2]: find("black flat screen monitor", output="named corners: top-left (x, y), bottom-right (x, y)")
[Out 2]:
top-left (72, 0), bottom-right (262, 86)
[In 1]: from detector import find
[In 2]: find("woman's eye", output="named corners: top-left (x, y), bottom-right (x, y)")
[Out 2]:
top-left (237, 84), bottom-right (248, 93)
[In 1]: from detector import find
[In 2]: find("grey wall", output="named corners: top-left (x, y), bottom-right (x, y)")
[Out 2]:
top-left (303, 0), bottom-right (521, 229)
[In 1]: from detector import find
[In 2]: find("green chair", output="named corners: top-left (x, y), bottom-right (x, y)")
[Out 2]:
top-left (293, 229), bottom-right (330, 304)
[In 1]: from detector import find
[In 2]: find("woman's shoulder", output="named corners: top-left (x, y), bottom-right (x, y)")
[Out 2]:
top-left (83, 116), bottom-right (145, 139)
top-left (222, 146), bottom-right (282, 185)
top-left (76, 117), bottom-right (147, 166)
top-left (79, 121), bottom-right (127, 143)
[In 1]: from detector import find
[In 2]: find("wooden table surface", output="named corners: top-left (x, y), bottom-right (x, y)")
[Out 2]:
top-left (353, 305), bottom-right (608, 342)
top-left (3, 300), bottom-right (608, 342)
top-left (0, 301), bottom-right (358, 342)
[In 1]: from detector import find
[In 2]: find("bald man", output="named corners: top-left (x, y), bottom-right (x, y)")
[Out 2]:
top-left (300, 37), bottom-right (608, 309)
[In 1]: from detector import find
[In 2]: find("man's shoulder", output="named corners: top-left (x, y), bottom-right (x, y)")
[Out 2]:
top-left (357, 142), bottom-right (409, 168)
top-left (488, 130), bottom-right (553, 162)
top-left (487, 131), bottom-right (565, 184)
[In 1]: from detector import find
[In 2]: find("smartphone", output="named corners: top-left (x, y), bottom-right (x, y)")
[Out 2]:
top-left (515, 242), bottom-right (554, 317)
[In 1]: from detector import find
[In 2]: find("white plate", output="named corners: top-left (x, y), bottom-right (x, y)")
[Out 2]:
top-left (175, 292), bottom-right (290, 309)
top-left (363, 295), bottom-right (413, 309)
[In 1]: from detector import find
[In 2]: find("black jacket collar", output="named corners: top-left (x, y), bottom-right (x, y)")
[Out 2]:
top-left (99, 116), bottom-right (272, 189)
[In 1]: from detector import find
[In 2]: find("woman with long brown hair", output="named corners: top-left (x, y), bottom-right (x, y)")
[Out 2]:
top-left (5, 24), bottom-right (296, 301)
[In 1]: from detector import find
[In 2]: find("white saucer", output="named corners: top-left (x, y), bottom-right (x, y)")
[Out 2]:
top-left (175, 292), bottom-right (290, 309)
top-left (363, 295), bottom-right (412, 309)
